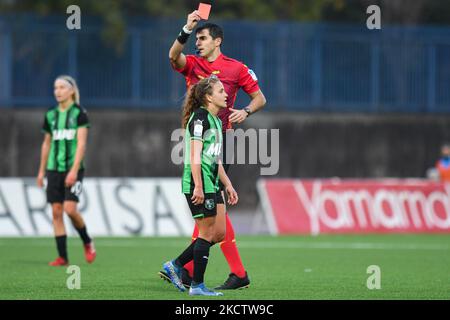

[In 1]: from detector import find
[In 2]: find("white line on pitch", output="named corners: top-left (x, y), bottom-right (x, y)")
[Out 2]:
top-left (0, 240), bottom-right (448, 250)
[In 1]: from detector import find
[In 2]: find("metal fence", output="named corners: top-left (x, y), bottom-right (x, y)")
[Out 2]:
top-left (1, 14), bottom-right (450, 112)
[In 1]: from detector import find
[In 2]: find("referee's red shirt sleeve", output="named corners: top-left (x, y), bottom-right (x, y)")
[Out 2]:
top-left (172, 55), bottom-right (195, 75)
top-left (238, 63), bottom-right (260, 95)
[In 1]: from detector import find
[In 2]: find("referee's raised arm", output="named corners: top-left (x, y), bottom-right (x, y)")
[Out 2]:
top-left (169, 11), bottom-right (201, 70)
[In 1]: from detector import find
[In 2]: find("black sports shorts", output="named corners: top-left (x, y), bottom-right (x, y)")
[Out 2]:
top-left (46, 170), bottom-right (84, 203)
top-left (184, 191), bottom-right (224, 219)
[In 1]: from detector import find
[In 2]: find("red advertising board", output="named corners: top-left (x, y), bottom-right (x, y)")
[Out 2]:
top-left (257, 179), bottom-right (450, 235)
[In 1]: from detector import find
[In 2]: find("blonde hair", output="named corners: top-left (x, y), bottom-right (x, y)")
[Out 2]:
top-left (56, 75), bottom-right (80, 105)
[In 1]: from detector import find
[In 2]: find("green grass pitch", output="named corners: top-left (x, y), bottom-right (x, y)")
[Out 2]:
top-left (0, 235), bottom-right (449, 300)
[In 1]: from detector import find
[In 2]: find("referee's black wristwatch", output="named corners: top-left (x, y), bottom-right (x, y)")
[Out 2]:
top-left (244, 107), bottom-right (252, 117)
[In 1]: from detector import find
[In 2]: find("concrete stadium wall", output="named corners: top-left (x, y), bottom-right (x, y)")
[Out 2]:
top-left (1, 109), bottom-right (450, 209)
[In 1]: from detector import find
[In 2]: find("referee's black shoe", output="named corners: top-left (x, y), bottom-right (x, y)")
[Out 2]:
top-left (158, 267), bottom-right (192, 289)
top-left (214, 272), bottom-right (250, 290)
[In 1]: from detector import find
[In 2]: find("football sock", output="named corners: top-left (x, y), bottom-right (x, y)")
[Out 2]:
top-left (174, 239), bottom-right (197, 269)
top-left (220, 213), bottom-right (246, 278)
top-left (183, 225), bottom-right (200, 277)
top-left (192, 238), bottom-right (212, 285)
top-left (55, 235), bottom-right (68, 261)
top-left (76, 226), bottom-right (92, 245)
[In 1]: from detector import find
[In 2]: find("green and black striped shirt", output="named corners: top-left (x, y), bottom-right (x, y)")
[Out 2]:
top-left (182, 107), bottom-right (223, 194)
top-left (42, 103), bottom-right (90, 172)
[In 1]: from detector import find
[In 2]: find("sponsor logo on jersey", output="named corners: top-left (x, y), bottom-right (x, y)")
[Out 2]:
top-left (205, 143), bottom-right (222, 157)
top-left (53, 129), bottom-right (76, 141)
top-left (195, 71), bottom-right (220, 80)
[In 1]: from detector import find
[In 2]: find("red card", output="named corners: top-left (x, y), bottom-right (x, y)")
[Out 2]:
top-left (198, 3), bottom-right (211, 20)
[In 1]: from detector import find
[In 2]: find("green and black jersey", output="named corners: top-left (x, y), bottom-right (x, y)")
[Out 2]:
top-left (182, 107), bottom-right (223, 194)
top-left (42, 103), bottom-right (90, 172)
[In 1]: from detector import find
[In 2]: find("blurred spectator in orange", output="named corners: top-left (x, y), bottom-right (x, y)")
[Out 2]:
top-left (436, 143), bottom-right (450, 183)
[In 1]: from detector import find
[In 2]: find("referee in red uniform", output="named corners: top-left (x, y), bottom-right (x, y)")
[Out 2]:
top-left (159, 10), bottom-right (266, 290)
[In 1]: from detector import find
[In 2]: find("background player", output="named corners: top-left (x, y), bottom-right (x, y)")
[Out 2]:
top-left (37, 75), bottom-right (96, 266)
top-left (162, 76), bottom-right (238, 296)
top-left (160, 10), bottom-right (267, 290)
top-left (436, 143), bottom-right (450, 183)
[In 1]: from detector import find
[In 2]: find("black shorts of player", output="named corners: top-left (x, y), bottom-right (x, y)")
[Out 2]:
top-left (185, 191), bottom-right (224, 219)
top-left (46, 170), bottom-right (84, 204)
top-left (219, 130), bottom-right (231, 192)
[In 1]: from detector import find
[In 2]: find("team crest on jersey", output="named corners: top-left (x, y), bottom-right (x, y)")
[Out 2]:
top-left (68, 117), bottom-right (76, 127)
top-left (205, 199), bottom-right (215, 210)
top-left (211, 70), bottom-right (220, 75)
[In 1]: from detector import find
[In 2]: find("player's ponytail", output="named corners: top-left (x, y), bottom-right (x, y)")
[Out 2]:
top-left (181, 76), bottom-right (220, 128)
top-left (182, 84), bottom-right (201, 128)
top-left (56, 75), bottom-right (80, 105)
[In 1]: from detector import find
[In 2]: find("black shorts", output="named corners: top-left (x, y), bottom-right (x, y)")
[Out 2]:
top-left (185, 191), bottom-right (224, 219)
top-left (46, 170), bottom-right (84, 204)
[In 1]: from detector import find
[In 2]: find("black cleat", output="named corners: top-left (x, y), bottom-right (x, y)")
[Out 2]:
top-left (158, 267), bottom-right (192, 289)
top-left (214, 272), bottom-right (250, 290)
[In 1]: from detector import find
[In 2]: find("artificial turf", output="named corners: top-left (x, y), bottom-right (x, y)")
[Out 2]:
top-left (0, 235), bottom-right (449, 300)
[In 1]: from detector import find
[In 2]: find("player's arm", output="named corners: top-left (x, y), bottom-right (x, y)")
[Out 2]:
top-left (229, 89), bottom-right (267, 124)
top-left (37, 133), bottom-right (51, 188)
top-left (230, 63), bottom-right (267, 124)
top-left (65, 127), bottom-right (88, 187)
top-left (190, 139), bottom-right (204, 205)
top-left (218, 162), bottom-right (238, 205)
top-left (246, 89), bottom-right (267, 115)
top-left (169, 11), bottom-right (201, 70)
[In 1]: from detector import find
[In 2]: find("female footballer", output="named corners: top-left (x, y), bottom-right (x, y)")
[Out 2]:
top-left (162, 75), bottom-right (238, 296)
top-left (37, 75), bottom-right (96, 266)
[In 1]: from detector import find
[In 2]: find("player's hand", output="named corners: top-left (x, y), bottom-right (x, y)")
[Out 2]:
top-left (229, 109), bottom-right (248, 124)
top-left (65, 169), bottom-right (77, 188)
top-left (186, 11), bottom-right (201, 31)
top-left (225, 185), bottom-right (238, 205)
top-left (37, 171), bottom-right (45, 188)
top-left (191, 186), bottom-right (205, 205)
